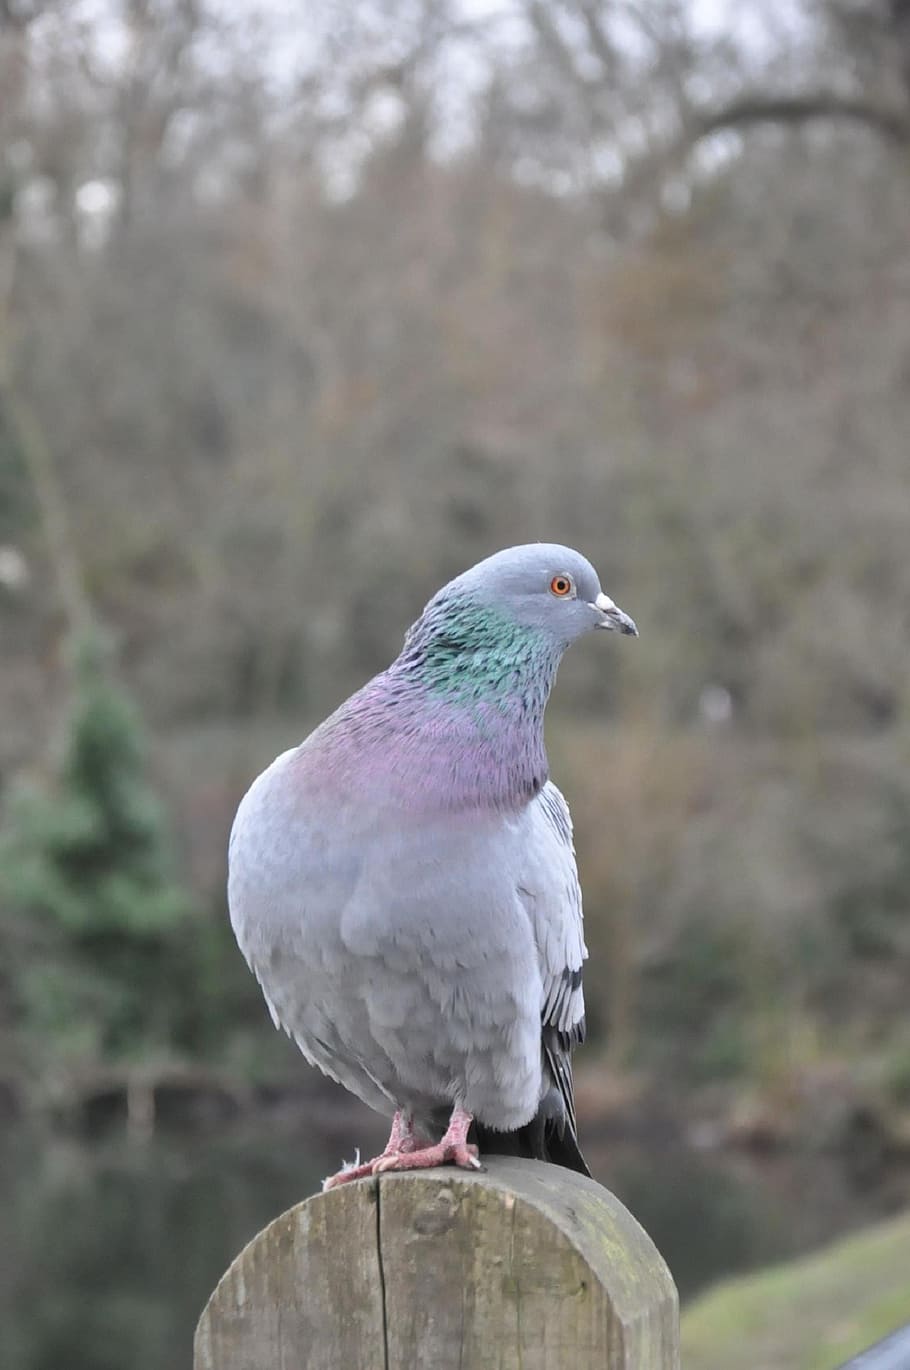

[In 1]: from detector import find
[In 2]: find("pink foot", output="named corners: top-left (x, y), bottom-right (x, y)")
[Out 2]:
top-left (323, 1111), bottom-right (428, 1191)
top-left (373, 1138), bottom-right (481, 1174)
top-left (374, 1106), bottom-right (481, 1176)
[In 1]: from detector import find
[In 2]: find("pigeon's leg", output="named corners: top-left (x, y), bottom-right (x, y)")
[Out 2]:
top-left (322, 1110), bottom-right (427, 1191)
top-left (373, 1105), bottom-right (482, 1175)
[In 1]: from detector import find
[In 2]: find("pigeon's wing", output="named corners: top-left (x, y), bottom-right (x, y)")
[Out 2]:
top-left (477, 780), bottom-right (589, 1173)
top-left (531, 782), bottom-right (587, 1135)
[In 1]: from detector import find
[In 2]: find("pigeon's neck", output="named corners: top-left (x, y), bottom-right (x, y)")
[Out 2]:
top-left (322, 599), bottom-right (562, 811)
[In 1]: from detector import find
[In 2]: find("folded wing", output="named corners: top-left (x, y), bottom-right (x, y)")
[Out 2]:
top-left (475, 780), bottom-right (590, 1174)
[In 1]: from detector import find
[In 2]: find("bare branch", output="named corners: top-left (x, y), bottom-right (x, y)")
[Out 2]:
top-left (695, 91), bottom-right (910, 145)
top-left (524, 0), bottom-right (594, 93)
top-left (577, 1), bottom-right (621, 80)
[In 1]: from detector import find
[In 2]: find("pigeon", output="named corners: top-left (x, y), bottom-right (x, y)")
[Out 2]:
top-left (227, 544), bottom-right (637, 1188)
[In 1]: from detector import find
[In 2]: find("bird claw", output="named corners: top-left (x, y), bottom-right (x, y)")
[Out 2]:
top-left (323, 1107), bottom-right (481, 1187)
top-left (371, 1140), bottom-right (482, 1175)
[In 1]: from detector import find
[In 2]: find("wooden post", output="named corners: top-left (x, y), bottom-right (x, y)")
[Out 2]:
top-left (194, 1157), bottom-right (679, 1369)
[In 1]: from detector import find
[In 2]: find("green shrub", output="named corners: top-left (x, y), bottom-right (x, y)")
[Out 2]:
top-left (0, 631), bottom-right (190, 1063)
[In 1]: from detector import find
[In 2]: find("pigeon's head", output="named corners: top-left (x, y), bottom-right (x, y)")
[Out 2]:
top-left (436, 543), bottom-right (638, 651)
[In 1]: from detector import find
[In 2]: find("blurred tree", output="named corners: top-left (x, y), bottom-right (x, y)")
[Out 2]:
top-left (0, 0), bottom-right (909, 1110)
top-left (0, 630), bottom-right (190, 1065)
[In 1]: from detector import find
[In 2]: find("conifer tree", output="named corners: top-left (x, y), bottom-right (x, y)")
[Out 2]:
top-left (1, 631), bottom-right (189, 1062)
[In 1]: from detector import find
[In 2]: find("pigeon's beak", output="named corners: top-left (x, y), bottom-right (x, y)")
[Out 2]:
top-left (592, 591), bottom-right (638, 636)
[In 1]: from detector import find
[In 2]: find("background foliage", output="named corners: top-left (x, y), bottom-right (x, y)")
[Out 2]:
top-left (1, 0), bottom-right (909, 1127)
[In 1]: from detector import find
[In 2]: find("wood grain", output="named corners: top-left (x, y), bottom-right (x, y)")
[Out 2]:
top-left (194, 1176), bottom-right (385, 1370)
top-left (194, 1157), bottom-right (679, 1369)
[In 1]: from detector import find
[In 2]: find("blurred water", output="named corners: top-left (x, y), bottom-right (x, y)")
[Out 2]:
top-left (0, 1121), bottom-right (902, 1370)
top-left (0, 1124), bottom-right (335, 1370)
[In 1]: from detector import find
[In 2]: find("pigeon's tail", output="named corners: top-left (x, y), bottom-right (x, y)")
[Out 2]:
top-left (472, 1101), bottom-right (592, 1177)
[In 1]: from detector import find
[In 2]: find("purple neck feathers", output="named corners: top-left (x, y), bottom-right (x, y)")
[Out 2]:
top-left (306, 605), bottom-right (564, 811)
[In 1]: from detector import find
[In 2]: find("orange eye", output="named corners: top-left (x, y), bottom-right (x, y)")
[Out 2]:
top-left (550, 575), bottom-right (573, 597)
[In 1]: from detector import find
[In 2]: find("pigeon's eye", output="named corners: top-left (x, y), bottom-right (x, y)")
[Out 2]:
top-left (550, 575), bottom-right (573, 597)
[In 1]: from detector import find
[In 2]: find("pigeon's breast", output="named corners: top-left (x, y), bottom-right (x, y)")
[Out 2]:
top-left (227, 742), bottom-right (549, 1129)
top-left (228, 747), bottom-right (361, 974)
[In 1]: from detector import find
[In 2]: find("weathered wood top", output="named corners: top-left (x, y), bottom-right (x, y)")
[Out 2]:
top-left (194, 1156), bottom-right (679, 1369)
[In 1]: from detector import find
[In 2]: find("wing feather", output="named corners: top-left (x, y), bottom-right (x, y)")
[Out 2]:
top-left (519, 781), bottom-right (588, 1143)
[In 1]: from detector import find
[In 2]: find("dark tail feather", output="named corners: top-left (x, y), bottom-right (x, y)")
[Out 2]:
top-left (472, 1108), bottom-right (591, 1177)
